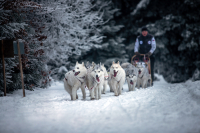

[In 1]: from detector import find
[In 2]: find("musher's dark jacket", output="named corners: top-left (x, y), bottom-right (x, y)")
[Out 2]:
top-left (134, 34), bottom-right (156, 54)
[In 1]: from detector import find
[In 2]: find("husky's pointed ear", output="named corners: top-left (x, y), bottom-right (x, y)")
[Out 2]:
top-left (117, 61), bottom-right (120, 65)
top-left (112, 61), bottom-right (115, 64)
top-left (76, 61), bottom-right (78, 65)
top-left (82, 62), bottom-right (84, 66)
top-left (92, 62), bottom-right (95, 66)
top-left (99, 63), bottom-right (103, 71)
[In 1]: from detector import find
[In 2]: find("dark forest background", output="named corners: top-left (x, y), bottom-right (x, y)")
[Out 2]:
top-left (1, 0), bottom-right (200, 95)
top-left (74, 0), bottom-right (200, 83)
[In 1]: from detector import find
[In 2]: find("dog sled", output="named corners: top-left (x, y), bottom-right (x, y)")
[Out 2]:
top-left (131, 54), bottom-right (152, 87)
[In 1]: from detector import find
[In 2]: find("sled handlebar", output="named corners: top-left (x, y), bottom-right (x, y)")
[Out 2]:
top-left (131, 54), bottom-right (150, 65)
top-left (131, 54), bottom-right (152, 87)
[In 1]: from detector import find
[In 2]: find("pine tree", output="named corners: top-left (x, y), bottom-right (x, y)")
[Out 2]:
top-left (45, 0), bottom-right (105, 80)
top-left (113, 0), bottom-right (200, 83)
top-left (0, 0), bottom-right (51, 94)
top-left (74, 0), bottom-right (127, 70)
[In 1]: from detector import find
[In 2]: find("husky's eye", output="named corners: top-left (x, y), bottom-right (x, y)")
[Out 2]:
top-left (98, 71), bottom-right (100, 73)
top-left (116, 67), bottom-right (118, 69)
top-left (77, 67), bottom-right (79, 69)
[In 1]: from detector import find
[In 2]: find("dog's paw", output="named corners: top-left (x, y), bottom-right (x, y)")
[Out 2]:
top-left (91, 98), bottom-right (95, 100)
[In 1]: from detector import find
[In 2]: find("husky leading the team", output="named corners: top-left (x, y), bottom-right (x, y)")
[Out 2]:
top-left (64, 62), bottom-right (87, 100)
top-left (64, 61), bottom-right (151, 100)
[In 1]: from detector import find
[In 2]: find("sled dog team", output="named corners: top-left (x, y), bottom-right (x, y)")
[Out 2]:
top-left (64, 61), bottom-right (151, 100)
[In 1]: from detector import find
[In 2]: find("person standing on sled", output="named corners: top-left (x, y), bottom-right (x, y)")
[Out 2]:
top-left (134, 27), bottom-right (156, 86)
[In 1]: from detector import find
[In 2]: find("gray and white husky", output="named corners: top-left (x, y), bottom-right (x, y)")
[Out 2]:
top-left (85, 62), bottom-right (96, 99)
top-left (121, 63), bottom-right (138, 91)
top-left (136, 62), bottom-right (151, 89)
top-left (90, 64), bottom-right (104, 100)
top-left (101, 64), bottom-right (108, 94)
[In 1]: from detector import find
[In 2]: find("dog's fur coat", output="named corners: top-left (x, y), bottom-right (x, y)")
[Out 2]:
top-left (136, 62), bottom-right (151, 89)
top-left (63, 62), bottom-right (87, 100)
top-left (101, 64), bottom-right (108, 94)
top-left (90, 64), bottom-right (104, 100)
top-left (121, 62), bottom-right (138, 91)
top-left (109, 61), bottom-right (125, 96)
top-left (85, 62), bottom-right (97, 99)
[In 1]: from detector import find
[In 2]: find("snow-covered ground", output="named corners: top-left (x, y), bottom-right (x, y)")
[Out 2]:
top-left (0, 75), bottom-right (200, 133)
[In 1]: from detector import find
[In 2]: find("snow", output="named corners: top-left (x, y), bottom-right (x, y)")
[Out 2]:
top-left (0, 74), bottom-right (200, 133)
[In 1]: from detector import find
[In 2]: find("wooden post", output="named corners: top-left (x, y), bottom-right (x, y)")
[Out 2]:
top-left (148, 58), bottom-right (152, 87)
top-left (17, 40), bottom-right (25, 97)
top-left (1, 40), bottom-right (6, 96)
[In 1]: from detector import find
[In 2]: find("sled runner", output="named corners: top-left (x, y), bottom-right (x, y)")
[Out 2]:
top-left (131, 54), bottom-right (152, 87)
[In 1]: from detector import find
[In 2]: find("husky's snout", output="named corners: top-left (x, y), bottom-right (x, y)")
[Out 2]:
top-left (130, 80), bottom-right (134, 85)
top-left (74, 71), bottom-right (80, 76)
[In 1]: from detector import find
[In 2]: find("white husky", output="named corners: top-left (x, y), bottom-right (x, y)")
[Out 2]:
top-left (63, 62), bottom-right (87, 100)
top-left (121, 63), bottom-right (138, 91)
top-left (109, 61), bottom-right (126, 96)
top-left (136, 62), bottom-right (151, 89)
top-left (101, 64), bottom-right (108, 94)
top-left (90, 64), bottom-right (104, 100)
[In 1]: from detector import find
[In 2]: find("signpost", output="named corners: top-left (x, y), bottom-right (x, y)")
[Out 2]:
top-left (17, 40), bottom-right (25, 97)
top-left (0, 39), bottom-right (25, 97)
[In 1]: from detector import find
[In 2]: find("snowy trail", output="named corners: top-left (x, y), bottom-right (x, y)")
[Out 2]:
top-left (0, 75), bottom-right (200, 133)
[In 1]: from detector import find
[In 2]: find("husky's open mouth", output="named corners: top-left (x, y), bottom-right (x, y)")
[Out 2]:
top-left (74, 71), bottom-right (80, 76)
top-left (114, 70), bottom-right (118, 77)
top-left (96, 76), bottom-right (100, 82)
top-left (130, 81), bottom-right (133, 85)
top-left (138, 69), bottom-right (141, 74)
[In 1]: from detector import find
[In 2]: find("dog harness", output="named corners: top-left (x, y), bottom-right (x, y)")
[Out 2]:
top-left (75, 76), bottom-right (85, 84)
top-left (138, 74), bottom-right (144, 79)
top-left (104, 76), bottom-right (109, 80)
top-left (111, 75), bottom-right (122, 83)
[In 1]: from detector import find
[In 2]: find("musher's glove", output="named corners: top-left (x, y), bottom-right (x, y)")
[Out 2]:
top-left (135, 52), bottom-right (140, 57)
top-left (146, 52), bottom-right (152, 57)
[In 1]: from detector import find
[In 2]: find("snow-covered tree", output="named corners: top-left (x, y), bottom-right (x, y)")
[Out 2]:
top-left (44, 0), bottom-right (105, 80)
top-left (0, 0), bottom-right (51, 94)
top-left (73, 0), bottom-right (127, 70)
top-left (118, 0), bottom-right (200, 82)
